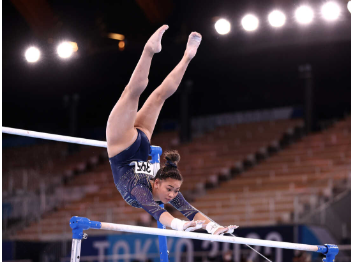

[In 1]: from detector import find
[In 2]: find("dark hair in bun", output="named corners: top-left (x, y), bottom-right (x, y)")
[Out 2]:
top-left (154, 150), bottom-right (183, 181)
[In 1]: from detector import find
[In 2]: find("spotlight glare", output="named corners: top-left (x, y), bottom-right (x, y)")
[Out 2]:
top-left (70, 42), bottom-right (78, 52)
top-left (214, 18), bottom-right (231, 35)
top-left (348, 1), bottom-right (351, 14)
top-left (108, 33), bottom-right (125, 41)
top-left (119, 40), bottom-right (125, 51)
top-left (57, 42), bottom-right (74, 59)
top-left (241, 14), bottom-right (259, 32)
top-left (295, 6), bottom-right (314, 24)
top-left (268, 10), bottom-right (286, 27)
top-left (25, 47), bottom-right (40, 63)
top-left (321, 2), bottom-right (341, 21)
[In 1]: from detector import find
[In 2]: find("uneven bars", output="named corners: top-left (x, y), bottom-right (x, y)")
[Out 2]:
top-left (70, 217), bottom-right (338, 262)
top-left (2, 127), bottom-right (107, 148)
top-left (3, 126), bottom-right (339, 261)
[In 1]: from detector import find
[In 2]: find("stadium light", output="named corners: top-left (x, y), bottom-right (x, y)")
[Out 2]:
top-left (321, 2), bottom-right (341, 21)
top-left (118, 40), bottom-right (125, 51)
top-left (214, 18), bottom-right (231, 35)
top-left (268, 10), bottom-right (286, 27)
top-left (57, 42), bottom-right (74, 59)
top-left (108, 33), bottom-right (125, 41)
top-left (25, 47), bottom-right (40, 63)
top-left (348, 1), bottom-right (351, 14)
top-left (241, 14), bottom-right (259, 32)
top-left (295, 6), bottom-right (314, 24)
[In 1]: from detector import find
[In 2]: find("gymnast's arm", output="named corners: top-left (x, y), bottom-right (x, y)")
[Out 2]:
top-left (193, 212), bottom-right (213, 226)
top-left (158, 210), bottom-right (201, 231)
top-left (169, 192), bottom-right (211, 227)
top-left (193, 211), bottom-right (239, 235)
top-left (159, 212), bottom-right (178, 227)
top-left (170, 192), bottom-right (238, 235)
top-left (158, 210), bottom-right (200, 230)
top-left (131, 184), bottom-right (197, 229)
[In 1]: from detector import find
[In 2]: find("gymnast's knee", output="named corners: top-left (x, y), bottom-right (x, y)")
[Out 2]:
top-left (126, 79), bottom-right (149, 98)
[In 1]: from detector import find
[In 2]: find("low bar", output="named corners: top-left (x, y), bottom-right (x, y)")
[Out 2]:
top-left (100, 222), bottom-right (322, 252)
top-left (69, 216), bottom-right (338, 262)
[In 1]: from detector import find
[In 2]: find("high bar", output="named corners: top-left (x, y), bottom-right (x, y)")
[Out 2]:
top-left (2, 127), bottom-right (107, 148)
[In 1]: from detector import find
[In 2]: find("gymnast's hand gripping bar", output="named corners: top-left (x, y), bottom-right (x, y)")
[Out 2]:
top-left (69, 216), bottom-right (339, 262)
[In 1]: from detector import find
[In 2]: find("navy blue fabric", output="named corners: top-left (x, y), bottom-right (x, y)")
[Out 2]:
top-left (109, 129), bottom-right (150, 184)
top-left (109, 129), bottom-right (199, 221)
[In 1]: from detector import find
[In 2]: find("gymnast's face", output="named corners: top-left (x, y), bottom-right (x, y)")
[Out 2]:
top-left (154, 178), bottom-right (182, 203)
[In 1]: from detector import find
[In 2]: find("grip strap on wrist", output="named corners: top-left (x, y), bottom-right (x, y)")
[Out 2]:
top-left (206, 222), bottom-right (224, 235)
top-left (171, 218), bottom-right (187, 231)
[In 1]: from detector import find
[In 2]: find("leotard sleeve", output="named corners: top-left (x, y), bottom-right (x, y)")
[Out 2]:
top-left (131, 184), bottom-right (167, 221)
top-left (169, 192), bottom-right (199, 221)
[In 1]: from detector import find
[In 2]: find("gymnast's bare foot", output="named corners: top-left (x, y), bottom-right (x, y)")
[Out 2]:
top-left (185, 32), bottom-right (202, 60)
top-left (144, 25), bottom-right (169, 54)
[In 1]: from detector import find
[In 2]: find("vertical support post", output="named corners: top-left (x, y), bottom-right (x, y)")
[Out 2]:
top-left (150, 146), bottom-right (168, 262)
top-left (71, 239), bottom-right (82, 262)
top-left (150, 146), bottom-right (162, 178)
top-left (157, 205), bottom-right (169, 262)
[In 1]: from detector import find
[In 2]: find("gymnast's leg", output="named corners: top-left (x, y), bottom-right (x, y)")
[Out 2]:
top-left (134, 32), bottom-right (202, 141)
top-left (106, 25), bottom-right (169, 157)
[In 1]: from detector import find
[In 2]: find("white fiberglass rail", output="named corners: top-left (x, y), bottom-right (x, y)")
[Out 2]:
top-left (2, 127), bottom-right (107, 148)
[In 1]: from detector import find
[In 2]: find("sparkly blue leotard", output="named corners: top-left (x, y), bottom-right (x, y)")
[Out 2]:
top-left (109, 128), bottom-right (199, 221)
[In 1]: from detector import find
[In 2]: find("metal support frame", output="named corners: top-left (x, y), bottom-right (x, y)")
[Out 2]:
top-left (70, 216), bottom-right (101, 262)
top-left (156, 209), bottom-right (169, 262)
top-left (322, 244), bottom-right (339, 262)
top-left (150, 146), bottom-right (169, 262)
top-left (70, 239), bottom-right (82, 262)
top-left (70, 216), bottom-right (339, 262)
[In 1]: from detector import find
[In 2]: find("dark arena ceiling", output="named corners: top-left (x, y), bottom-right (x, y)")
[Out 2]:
top-left (3, 0), bottom-right (351, 133)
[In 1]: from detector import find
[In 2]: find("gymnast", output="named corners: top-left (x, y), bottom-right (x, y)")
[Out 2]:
top-left (106, 25), bottom-right (238, 235)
